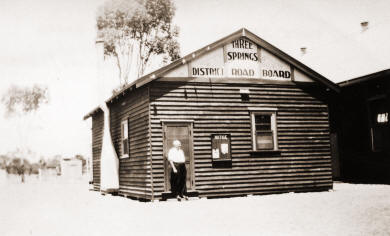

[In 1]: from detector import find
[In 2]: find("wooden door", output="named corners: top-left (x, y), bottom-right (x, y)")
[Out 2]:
top-left (163, 122), bottom-right (194, 192)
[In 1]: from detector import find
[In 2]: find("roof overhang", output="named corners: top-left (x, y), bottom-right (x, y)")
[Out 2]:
top-left (338, 68), bottom-right (390, 87)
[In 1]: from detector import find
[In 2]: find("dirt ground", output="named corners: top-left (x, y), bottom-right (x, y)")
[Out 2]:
top-left (1, 175), bottom-right (390, 236)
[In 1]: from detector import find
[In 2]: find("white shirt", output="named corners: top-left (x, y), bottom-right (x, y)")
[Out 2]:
top-left (168, 147), bottom-right (185, 163)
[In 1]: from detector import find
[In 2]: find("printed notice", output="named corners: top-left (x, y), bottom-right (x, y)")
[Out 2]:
top-left (211, 134), bottom-right (231, 160)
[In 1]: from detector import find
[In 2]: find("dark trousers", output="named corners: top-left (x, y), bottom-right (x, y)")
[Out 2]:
top-left (170, 163), bottom-right (187, 197)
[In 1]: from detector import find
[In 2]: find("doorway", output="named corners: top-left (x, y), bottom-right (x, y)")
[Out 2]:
top-left (162, 122), bottom-right (195, 192)
top-left (368, 96), bottom-right (389, 152)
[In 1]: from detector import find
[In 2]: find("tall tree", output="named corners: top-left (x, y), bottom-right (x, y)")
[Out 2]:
top-left (97, 0), bottom-right (181, 87)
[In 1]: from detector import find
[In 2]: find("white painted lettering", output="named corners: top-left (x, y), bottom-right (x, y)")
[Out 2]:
top-left (231, 68), bottom-right (255, 77)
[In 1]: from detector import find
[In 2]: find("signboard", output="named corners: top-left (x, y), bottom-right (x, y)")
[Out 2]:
top-left (377, 112), bottom-right (388, 124)
top-left (211, 134), bottom-right (231, 161)
top-left (188, 37), bottom-right (292, 80)
top-left (224, 38), bottom-right (260, 78)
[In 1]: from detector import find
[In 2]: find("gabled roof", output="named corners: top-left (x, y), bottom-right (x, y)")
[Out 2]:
top-left (338, 68), bottom-right (390, 87)
top-left (84, 28), bottom-right (339, 120)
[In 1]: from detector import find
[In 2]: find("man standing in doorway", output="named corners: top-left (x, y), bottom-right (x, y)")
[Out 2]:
top-left (168, 140), bottom-right (188, 201)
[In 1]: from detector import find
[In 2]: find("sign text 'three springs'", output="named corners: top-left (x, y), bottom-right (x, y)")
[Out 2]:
top-left (191, 38), bottom-right (291, 80)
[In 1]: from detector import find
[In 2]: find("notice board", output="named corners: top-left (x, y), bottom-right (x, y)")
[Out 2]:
top-left (211, 134), bottom-right (231, 161)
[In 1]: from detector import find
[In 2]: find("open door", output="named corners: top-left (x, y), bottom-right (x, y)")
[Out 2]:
top-left (163, 122), bottom-right (195, 193)
top-left (368, 97), bottom-right (389, 152)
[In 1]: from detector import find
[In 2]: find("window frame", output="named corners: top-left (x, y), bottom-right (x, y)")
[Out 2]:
top-left (120, 119), bottom-right (129, 159)
top-left (250, 110), bottom-right (279, 152)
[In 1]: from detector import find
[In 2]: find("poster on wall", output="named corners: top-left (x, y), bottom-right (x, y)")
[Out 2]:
top-left (211, 134), bottom-right (231, 161)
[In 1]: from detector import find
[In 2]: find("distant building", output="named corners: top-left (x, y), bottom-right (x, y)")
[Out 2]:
top-left (60, 158), bottom-right (82, 179)
top-left (332, 69), bottom-right (390, 183)
top-left (39, 158), bottom-right (60, 179)
top-left (38, 168), bottom-right (58, 179)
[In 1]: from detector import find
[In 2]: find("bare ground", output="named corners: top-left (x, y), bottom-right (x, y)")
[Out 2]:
top-left (1, 175), bottom-right (390, 236)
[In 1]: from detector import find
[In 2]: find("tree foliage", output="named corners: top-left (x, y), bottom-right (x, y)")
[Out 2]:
top-left (97, 0), bottom-right (181, 86)
top-left (0, 155), bottom-right (8, 170)
top-left (1, 84), bottom-right (49, 117)
top-left (4, 156), bottom-right (40, 178)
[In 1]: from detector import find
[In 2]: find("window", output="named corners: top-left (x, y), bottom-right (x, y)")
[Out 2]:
top-left (251, 111), bottom-right (278, 151)
top-left (120, 119), bottom-right (129, 158)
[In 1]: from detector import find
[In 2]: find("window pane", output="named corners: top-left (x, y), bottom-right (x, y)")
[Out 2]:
top-left (255, 115), bottom-right (271, 131)
top-left (256, 124), bottom-right (271, 130)
top-left (123, 123), bottom-right (128, 139)
top-left (121, 120), bottom-right (129, 157)
top-left (255, 115), bottom-right (270, 123)
top-left (123, 139), bottom-right (129, 155)
top-left (256, 131), bottom-right (274, 150)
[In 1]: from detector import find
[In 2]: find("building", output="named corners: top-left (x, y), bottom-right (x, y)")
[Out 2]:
top-left (334, 69), bottom-right (390, 183)
top-left (84, 28), bottom-right (339, 201)
top-left (60, 158), bottom-right (83, 179)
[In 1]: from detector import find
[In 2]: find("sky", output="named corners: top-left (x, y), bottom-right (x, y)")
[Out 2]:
top-left (0, 0), bottom-right (389, 161)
